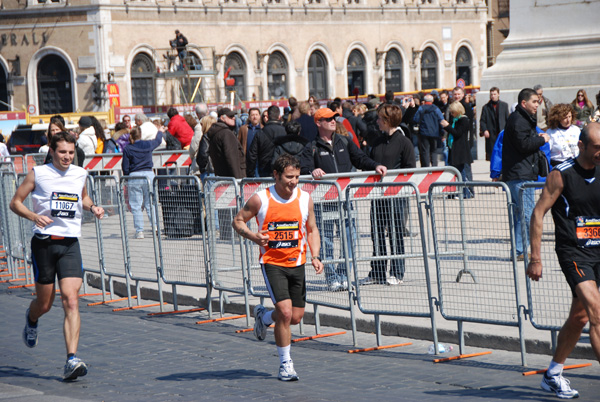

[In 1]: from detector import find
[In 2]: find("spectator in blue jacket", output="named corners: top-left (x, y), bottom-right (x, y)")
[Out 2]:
top-left (122, 127), bottom-right (163, 239)
top-left (413, 94), bottom-right (444, 167)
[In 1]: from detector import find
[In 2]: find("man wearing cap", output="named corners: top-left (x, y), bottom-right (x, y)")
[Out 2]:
top-left (77, 116), bottom-right (97, 155)
top-left (301, 108), bottom-right (387, 291)
top-left (172, 30), bottom-right (188, 70)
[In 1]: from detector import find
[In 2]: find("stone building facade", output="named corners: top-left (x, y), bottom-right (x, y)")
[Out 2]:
top-left (0, 0), bottom-right (487, 114)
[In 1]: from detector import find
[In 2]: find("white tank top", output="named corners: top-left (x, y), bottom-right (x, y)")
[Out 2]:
top-left (31, 164), bottom-right (88, 237)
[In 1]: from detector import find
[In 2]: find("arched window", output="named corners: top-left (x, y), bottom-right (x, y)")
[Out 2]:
top-left (308, 50), bottom-right (328, 100)
top-left (347, 50), bottom-right (365, 96)
top-left (385, 49), bottom-right (403, 93)
top-left (0, 63), bottom-right (8, 112)
top-left (420, 47), bottom-right (438, 90)
top-left (267, 51), bottom-right (288, 99)
top-left (224, 52), bottom-right (247, 101)
top-left (37, 54), bottom-right (73, 115)
top-left (131, 53), bottom-right (155, 107)
top-left (456, 46), bottom-right (472, 86)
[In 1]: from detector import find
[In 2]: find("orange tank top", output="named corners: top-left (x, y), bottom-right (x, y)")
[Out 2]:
top-left (255, 186), bottom-right (309, 267)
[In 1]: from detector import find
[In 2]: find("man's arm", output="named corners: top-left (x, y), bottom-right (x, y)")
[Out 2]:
top-left (347, 139), bottom-right (386, 175)
top-left (9, 170), bottom-right (51, 227)
top-left (527, 170), bottom-right (564, 281)
top-left (512, 120), bottom-right (547, 154)
top-left (300, 142), bottom-right (315, 176)
top-left (305, 198), bottom-right (324, 274)
top-left (232, 194), bottom-right (269, 246)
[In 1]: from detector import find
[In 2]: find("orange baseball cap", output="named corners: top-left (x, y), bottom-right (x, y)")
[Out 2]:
top-left (313, 108), bottom-right (339, 124)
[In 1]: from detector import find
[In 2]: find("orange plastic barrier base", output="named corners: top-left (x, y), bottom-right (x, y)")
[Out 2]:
top-left (113, 302), bottom-right (167, 312)
top-left (0, 272), bottom-right (24, 278)
top-left (433, 351), bottom-right (492, 363)
top-left (147, 307), bottom-right (206, 316)
top-left (8, 283), bottom-right (35, 289)
top-left (196, 314), bottom-right (247, 324)
top-left (88, 296), bottom-right (137, 306)
top-left (79, 292), bottom-right (110, 297)
top-left (348, 342), bottom-right (413, 353)
top-left (235, 325), bottom-right (274, 333)
top-left (522, 363), bottom-right (593, 376)
top-left (292, 331), bottom-right (346, 343)
top-left (1, 278), bottom-right (25, 283)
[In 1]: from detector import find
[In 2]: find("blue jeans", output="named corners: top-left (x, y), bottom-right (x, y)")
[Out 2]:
top-left (456, 163), bottom-right (474, 199)
top-left (129, 171), bottom-right (155, 233)
top-left (506, 180), bottom-right (535, 256)
top-left (314, 202), bottom-right (356, 285)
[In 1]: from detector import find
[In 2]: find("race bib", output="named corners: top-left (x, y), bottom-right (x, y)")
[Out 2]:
top-left (51, 192), bottom-right (78, 219)
top-left (575, 216), bottom-right (600, 248)
top-left (267, 221), bottom-right (299, 249)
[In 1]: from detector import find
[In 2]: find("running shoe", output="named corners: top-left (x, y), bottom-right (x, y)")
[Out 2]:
top-left (541, 372), bottom-right (579, 399)
top-left (327, 280), bottom-right (344, 292)
top-left (23, 309), bottom-right (38, 348)
top-left (63, 357), bottom-right (88, 381)
top-left (359, 276), bottom-right (385, 286)
top-left (386, 276), bottom-right (403, 286)
top-left (135, 231), bottom-right (144, 239)
top-left (278, 360), bottom-right (299, 381)
top-left (253, 304), bottom-right (268, 341)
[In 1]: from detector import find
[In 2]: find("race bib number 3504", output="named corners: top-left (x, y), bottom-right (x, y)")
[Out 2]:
top-left (51, 192), bottom-right (78, 219)
top-left (575, 216), bottom-right (600, 248)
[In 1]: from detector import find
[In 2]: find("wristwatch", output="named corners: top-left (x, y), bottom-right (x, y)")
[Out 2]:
top-left (311, 256), bottom-right (321, 261)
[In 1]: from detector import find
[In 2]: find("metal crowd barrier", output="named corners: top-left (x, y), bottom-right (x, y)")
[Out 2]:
top-left (348, 181), bottom-right (438, 348)
top-left (428, 181), bottom-right (527, 365)
top-left (204, 177), bottom-right (250, 325)
top-left (519, 183), bottom-right (588, 351)
top-left (5, 161), bottom-right (594, 366)
top-left (0, 168), bottom-right (29, 284)
top-left (153, 175), bottom-right (210, 313)
top-left (119, 176), bottom-right (164, 308)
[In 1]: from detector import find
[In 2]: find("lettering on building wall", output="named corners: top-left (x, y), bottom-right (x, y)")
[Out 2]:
top-left (0, 32), bottom-right (48, 50)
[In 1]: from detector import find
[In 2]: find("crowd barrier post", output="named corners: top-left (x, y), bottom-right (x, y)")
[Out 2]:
top-left (5, 155), bottom-right (26, 174)
top-left (119, 176), bottom-right (164, 310)
top-left (78, 176), bottom-right (107, 297)
top-left (23, 153), bottom-right (46, 173)
top-left (0, 169), bottom-right (29, 284)
top-left (83, 175), bottom-right (130, 303)
top-left (346, 181), bottom-right (439, 349)
top-left (204, 176), bottom-right (250, 325)
top-left (16, 173), bottom-right (34, 287)
top-left (152, 175), bottom-right (210, 313)
top-left (0, 168), bottom-right (17, 281)
top-left (428, 181), bottom-right (527, 366)
top-left (518, 183), bottom-right (588, 353)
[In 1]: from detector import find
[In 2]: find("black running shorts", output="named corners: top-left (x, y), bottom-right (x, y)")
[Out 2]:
top-left (261, 263), bottom-right (306, 308)
top-left (31, 235), bottom-right (83, 285)
top-left (558, 258), bottom-right (600, 298)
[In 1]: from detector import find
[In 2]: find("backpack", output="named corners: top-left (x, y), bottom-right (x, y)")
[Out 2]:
top-left (164, 131), bottom-right (182, 150)
top-left (103, 138), bottom-right (119, 153)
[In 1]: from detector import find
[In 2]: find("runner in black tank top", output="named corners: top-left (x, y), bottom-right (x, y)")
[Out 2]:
top-left (527, 122), bottom-right (600, 399)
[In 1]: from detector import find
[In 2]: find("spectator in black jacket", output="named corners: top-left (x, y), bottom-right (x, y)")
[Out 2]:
top-left (247, 105), bottom-right (286, 177)
top-left (480, 87), bottom-right (509, 161)
top-left (301, 108), bottom-right (386, 292)
top-left (441, 101), bottom-right (474, 198)
top-left (360, 104), bottom-right (415, 286)
top-left (271, 121), bottom-right (309, 171)
top-left (502, 88), bottom-right (550, 260)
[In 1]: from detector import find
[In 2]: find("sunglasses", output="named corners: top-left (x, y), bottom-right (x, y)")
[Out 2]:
top-left (320, 117), bottom-right (335, 122)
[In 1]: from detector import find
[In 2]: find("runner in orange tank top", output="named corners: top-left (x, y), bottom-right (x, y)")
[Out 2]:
top-left (233, 154), bottom-right (323, 381)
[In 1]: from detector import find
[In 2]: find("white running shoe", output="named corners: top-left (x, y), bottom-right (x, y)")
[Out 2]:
top-left (135, 231), bottom-right (144, 239)
top-left (541, 372), bottom-right (579, 399)
top-left (386, 276), bottom-right (403, 286)
top-left (253, 304), bottom-right (268, 341)
top-left (278, 360), bottom-right (299, 381)
top-left (63, 357), bottom-right (88, 381)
